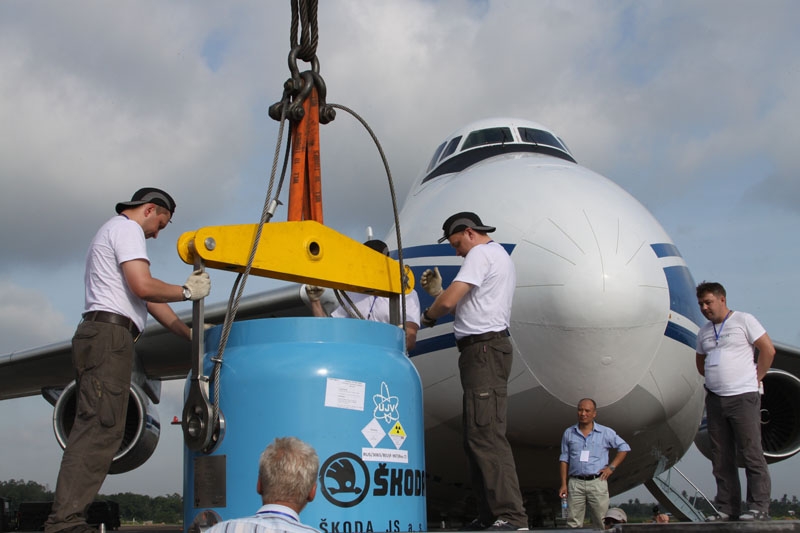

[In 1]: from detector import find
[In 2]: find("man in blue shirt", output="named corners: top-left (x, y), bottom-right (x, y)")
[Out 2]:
top-left (558, 399), bottom-right (630, 529)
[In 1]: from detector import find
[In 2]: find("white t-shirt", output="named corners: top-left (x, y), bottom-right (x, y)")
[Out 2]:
top-left (84, 215), bottom-right (150, 331)
top-left (332, 290), bottom-right (421, 327)
top-left (452, 241), bottom-right (515, 339)
top-left (696, 311), bottom-right (767, 396)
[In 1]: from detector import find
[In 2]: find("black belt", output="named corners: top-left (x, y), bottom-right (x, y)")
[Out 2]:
top-left (456, 329), bottom-right (510, 351)
top-left (82, 311), bottom-right (140, 338)
top-left (571, 474), bottom-right (601, 481)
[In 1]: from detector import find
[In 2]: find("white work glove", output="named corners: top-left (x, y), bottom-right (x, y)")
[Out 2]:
top-left (305, 285), bottom-right (325, 302)
top-left (183, 270), bottom-right (211, 301)
top-left (420, 267), bottom-right (443, 297)
top-left (189, 323), bottom-right (214, 340)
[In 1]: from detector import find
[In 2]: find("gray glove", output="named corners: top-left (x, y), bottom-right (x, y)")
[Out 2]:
top-left (183, 270), bottom-right (210, 301)
top-left (420, 267), bottom-right (443, 297)
top-left (305, 285), bottom-right (325, 302)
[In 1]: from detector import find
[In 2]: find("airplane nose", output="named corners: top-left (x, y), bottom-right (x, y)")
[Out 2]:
top-left (510, 198), bottom-right (671, 408)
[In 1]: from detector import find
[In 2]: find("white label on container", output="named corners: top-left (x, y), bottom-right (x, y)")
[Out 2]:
top-left (325, 377), bottom-right (366, 411)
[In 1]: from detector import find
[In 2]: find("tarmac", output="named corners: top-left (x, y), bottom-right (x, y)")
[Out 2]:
top-left (56, 520), bottom-right (800, 533)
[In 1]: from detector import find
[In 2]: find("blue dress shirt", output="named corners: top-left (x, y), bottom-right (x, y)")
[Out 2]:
top-left (205, 504), bottom-right (320, 533)
top-left (559, 422), bottom-right (631, 477)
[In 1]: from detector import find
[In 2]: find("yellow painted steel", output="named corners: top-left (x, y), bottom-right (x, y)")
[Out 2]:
top-left (177, 221), bottom-right (414, 297)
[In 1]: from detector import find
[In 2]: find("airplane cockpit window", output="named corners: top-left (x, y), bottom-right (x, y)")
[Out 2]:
top-left (519, 127), bottom-right (568, 152)
top-left (461, 127), bottom-right (513, 151)
top-left (426, 141), bottom-right (446, 173)
top-left (439, 136), bottom-right (462, 162)
top-left (422, 123), bottom-right (576, 185)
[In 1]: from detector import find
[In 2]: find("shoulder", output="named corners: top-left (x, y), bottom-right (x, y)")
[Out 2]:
top-left (593, 422), bottom-right (616, 435)
top-left (101, 216), bottom-right (143, 241)
top-left (733, 310), bottom-right (761, 325)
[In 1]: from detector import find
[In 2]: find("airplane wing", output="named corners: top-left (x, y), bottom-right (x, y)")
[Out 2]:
top-left (0, 284), bottom-right (310, 401)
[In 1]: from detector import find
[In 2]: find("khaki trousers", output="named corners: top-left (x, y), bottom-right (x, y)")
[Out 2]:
top-left (566, 477), bottom-right (608, 529)
top-left (459, 335), bottom-right (527, 528)
top-left (44, 321), bottom-right (133, 533)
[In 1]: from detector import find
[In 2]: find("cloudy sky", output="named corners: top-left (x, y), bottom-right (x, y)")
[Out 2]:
top-left (1, 0), bottom-right (799, 505)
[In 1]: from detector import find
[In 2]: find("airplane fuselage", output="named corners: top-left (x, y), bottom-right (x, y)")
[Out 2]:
top-left (387, 118), bottom-right (707, 516)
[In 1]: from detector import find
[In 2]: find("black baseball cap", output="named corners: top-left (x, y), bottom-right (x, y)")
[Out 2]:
top-left (115, 187), bottom-right (176, 216)
top-left (438, 212), bottom-right (496, 243)
top-left (364, 239), bottom-right (390, 256)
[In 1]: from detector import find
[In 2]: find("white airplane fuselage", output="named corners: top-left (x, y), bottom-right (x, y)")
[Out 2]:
top-left (386, 118), bottom-right (707, 515)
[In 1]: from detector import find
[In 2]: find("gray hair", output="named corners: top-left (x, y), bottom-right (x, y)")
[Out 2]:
top-left (259, 437), bottom-right (319, 506)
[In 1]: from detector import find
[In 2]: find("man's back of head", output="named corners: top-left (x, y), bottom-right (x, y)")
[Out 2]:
top-left (258, 437), bottom-right (319, 511)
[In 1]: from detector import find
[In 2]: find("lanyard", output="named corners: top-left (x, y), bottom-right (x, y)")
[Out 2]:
top-left (367, 296), bottom-right (378, 320)
top-left (713, 311), bottom-right (732, 345)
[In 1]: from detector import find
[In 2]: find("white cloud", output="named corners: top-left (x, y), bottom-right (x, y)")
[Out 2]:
top-left (1, 0), bottom-right (800, 500)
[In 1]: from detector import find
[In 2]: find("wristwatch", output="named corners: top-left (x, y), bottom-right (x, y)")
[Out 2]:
top-left (182, 286), bottom-right (192, 301)
top-left (608, 465), bottom-right (616, 472)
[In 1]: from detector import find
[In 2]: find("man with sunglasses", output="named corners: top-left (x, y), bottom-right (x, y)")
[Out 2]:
top-left (44, 188), bottom-right (211, 533)
top-left (419, 212), bottom-right (528, 531)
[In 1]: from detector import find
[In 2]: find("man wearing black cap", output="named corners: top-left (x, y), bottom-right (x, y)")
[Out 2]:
top-left (44, 188), bottom-right (211, 533)
top-left (419, 212), bottom-right (528, 531)
top-left (305, 240), bottom-right (421, 351)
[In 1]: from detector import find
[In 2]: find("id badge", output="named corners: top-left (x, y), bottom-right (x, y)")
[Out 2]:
top-left (580, 450), bottom-right (590, 462)
top-left (706, 347), bottom-right (721, 367)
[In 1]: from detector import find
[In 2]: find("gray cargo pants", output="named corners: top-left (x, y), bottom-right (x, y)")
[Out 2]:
top-left (705, 390), bottom-right (771, 516)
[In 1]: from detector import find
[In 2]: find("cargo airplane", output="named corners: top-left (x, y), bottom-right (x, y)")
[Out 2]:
top-left (2, 118), bottom-right (799, 524)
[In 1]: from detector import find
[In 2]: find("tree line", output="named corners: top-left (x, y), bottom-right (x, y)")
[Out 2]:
top-left (5, 478), bottom-right (800, 525)
top-left (0, 480), bottom-right (182, 525)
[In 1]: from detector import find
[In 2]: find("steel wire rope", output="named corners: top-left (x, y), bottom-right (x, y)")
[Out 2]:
top-left (290, 0), bottom-right (318, 62)
top-left (328, 102), bottom-right (408, 332)
top-left (203, 0), bottom-right (319, 444)
top-left (334, 288), bottom-right (365, 320)
top-left (207, 97), bottom-right (293, 439)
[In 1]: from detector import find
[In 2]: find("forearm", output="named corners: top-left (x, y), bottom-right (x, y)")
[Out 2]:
top-left (405, 323), bottom-right (419, 351)
top-left (147, 302), bottom-right (190, 340)
top-left (755, 334), bottom-right (776, 381)
top-left (309, 299), bottom-right (328, 317)
top-left (695, 353), bottom-right (705, 376)
top-left (136, 278), bottom-right (185, 303)
top-left (609, 450), bottom-right (627, 469)
top-left (426, 281), bottom-right (471, 320)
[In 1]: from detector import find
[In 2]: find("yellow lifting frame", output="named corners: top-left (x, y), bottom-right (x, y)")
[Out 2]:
top-left (177, 221), bottom-right (414, 297)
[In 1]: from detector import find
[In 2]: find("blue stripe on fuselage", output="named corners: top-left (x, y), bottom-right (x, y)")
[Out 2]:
top-left (664, 322), bottom-right (698, 350)
top-left (650, 243), bottom-right (705, 350)
top-left (390, 242), bottom-right (515, 260)
top-left (408, 243), bottom-right (703, 356)
top-left (662, 265), bottom-right (705, 328)
top-left (651, 243), bottom-right (683, 258)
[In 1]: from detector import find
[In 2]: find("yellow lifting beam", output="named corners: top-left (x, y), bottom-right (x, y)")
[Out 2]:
top-left (177, 221), bottom-right (414, 297)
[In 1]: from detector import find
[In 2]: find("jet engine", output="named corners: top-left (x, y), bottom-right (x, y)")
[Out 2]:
top-left (53, 381), bottom-right (161, 474)
top-left (694, 368), bottom-right (800, 464)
